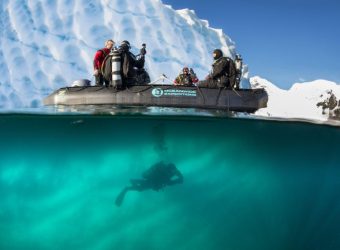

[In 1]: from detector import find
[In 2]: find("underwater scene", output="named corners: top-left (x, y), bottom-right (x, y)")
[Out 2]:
top-left (0, 112), bottom-right (340, 250)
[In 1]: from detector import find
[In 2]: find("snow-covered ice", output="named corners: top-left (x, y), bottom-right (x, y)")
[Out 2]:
top-left (0, 0), bottom-right (339, 122)
top-left (0, 0), bottom-right (239, 109)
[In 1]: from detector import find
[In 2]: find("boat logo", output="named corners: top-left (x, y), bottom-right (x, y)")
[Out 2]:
top-left (152, 88), bottom-right (197, 97)
top-left (152, 88), bottom-right (164, 97)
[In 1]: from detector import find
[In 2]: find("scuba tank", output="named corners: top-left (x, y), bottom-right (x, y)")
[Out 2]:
top-left (110, 48), bottom-right (122, 88)
top-left (235, 54), bottom-right (243, 89)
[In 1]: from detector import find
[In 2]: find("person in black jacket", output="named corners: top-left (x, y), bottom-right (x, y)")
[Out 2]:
top-left (198, 49), bottom-right (236, 88)
top-left (115, 162), bottom-right (183, 207)
top-left (119, 40), bottom-right (146, 86)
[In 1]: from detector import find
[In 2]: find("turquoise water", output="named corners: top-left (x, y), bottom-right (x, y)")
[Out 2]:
top-left (0, 113), bottom-right (340, 250)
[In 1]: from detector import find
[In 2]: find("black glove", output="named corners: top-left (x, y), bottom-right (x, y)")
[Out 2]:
top-left (189, 68), bottom-right (195, 74)
top-left (140, 47), bottom-right (146, 56)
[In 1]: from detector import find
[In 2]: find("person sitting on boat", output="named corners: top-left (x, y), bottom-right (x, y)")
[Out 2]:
top-left (174, 67), bottom-right (199, 86)
top-left (198, 49), bottom-right (236, 89)
top-left (93, 39), bottom-right (115, 86)
top-left (115, 161), bottom-right (183, 207)
top-left (119, 40), bottom-right (147, 86)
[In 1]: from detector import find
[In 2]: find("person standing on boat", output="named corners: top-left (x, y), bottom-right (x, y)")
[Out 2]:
top-left (93, 39), bottom-right (115, 86)
top-left (198, 49), bottom-right (236, 88)
top-left (119, 40), bottom-right (146, 86)
top-left (174, 67), bottom-right (199, 86)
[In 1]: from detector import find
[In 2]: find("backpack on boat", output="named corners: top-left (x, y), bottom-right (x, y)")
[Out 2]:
top-left (226, 57), bottom-right (237, 89)
top-left (102, 54), bottom-right (150, 85)
top-left (136, 68), bottom-right (151, 85)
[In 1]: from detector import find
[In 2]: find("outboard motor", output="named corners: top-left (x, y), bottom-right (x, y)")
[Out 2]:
top-left (110, 48), bottom-right (122, 88)
top-left (235, 54), bottom-right (243, 89)
top-left (71, 79), bottom-right (91, 87)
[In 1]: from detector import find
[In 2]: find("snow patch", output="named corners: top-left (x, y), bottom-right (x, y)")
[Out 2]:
top-left (253, 77), bottom-right (340, 121)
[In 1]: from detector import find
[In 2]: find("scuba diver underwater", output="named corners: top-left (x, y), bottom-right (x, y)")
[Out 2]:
top-left (115, 162), bottom-right (183, 207)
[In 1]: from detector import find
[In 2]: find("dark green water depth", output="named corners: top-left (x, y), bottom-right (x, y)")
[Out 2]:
top-left (0, 114), bottom-right (339, 250)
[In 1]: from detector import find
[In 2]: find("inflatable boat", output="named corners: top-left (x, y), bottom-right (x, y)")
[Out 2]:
top-left (43, 84), bottom-right (268, 113)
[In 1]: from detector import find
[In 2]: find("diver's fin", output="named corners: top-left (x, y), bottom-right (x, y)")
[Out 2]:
top-left (115, 188), bottom-right (127, 207)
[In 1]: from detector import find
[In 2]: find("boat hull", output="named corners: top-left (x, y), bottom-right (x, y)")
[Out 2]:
top-left (43, 85), bottom-right (268, 113)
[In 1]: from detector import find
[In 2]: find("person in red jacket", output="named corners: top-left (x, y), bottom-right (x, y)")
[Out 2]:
top-left (93, 39), bottom-right (115, 86)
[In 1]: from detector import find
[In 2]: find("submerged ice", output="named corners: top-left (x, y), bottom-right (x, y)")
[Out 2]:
top-left (0, 115), bottom-right (340, 249)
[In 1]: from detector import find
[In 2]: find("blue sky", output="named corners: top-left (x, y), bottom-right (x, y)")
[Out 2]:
top-left (162, 0), bottom-right (340, 89)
